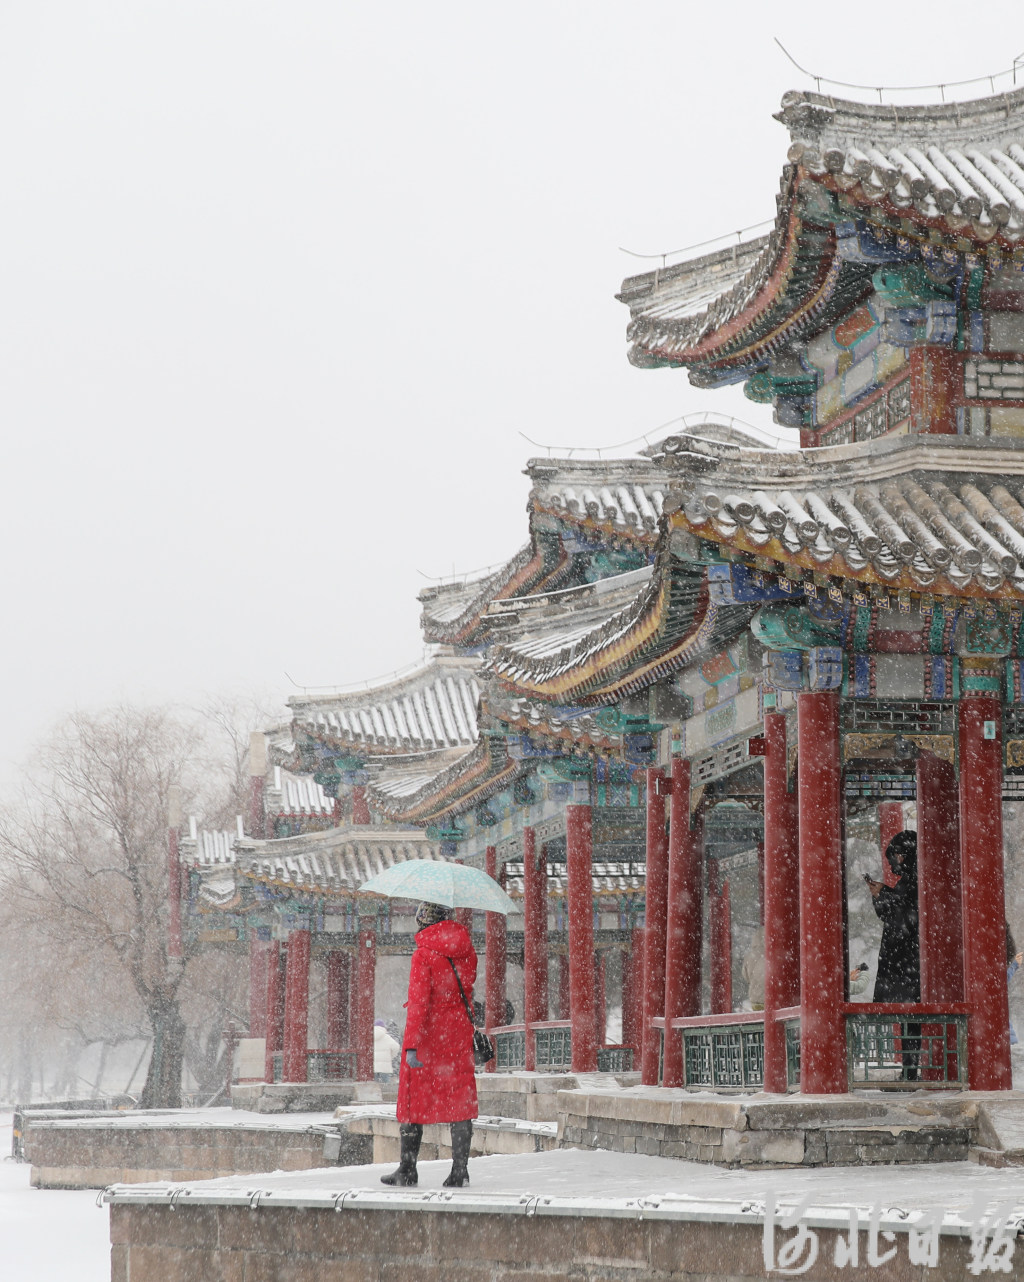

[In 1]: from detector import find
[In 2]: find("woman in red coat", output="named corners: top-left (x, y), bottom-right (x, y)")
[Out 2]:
top-left (382, 901), bottom-right (478, 1187)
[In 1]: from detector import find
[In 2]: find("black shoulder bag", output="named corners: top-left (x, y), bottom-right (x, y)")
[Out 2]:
top-left (447, 958), bottom-right (495, 1066)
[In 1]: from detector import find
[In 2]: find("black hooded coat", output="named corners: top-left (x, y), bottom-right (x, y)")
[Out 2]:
top-left (871, 842), bottom-right (920, 1003)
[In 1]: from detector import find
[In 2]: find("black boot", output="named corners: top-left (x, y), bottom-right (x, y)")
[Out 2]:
top-left (443, 1120), bottom-right (472, 1188)
top-left (381, 1123), bottom-right (422, 1186)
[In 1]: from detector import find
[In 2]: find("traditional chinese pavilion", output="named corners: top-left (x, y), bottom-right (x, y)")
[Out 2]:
top-left (187, 81), bottom-right (1024, 1098)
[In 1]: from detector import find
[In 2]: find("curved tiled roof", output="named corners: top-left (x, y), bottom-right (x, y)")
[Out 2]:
top-left (267, 767), bottom-right (334, 818)
top-left (483, 689), bottom-right (628, 754)
top-left (487, 543), bottom-right (754, 703)
top-left (658, 430), bottom-right (1024, 599)
top-left (184, 823), bottom-right (445, 902)
top-left (620, 201), bottom-right (859, 376)
top-left (779, 85), bottom-right (1024, 240)
top-left (529, 457), bottom-right (667, 547)
top-left (368, 736), bottom-right (521, 825)
top-left (620, 84), bottom-right (1024, 376)
top-left (418, 541), bottom-right (569, 647)
top-left (290, 658), bottom-right (482, 756)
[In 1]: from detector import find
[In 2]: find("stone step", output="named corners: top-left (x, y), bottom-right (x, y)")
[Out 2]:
top-left (971, 1099), bottom-right (1024, 1167)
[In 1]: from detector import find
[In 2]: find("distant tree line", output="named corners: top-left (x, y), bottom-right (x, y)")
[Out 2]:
top-left (0, 696), bottom-right (278, 1108)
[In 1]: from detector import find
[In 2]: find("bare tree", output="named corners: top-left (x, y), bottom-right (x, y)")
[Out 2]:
top-left (0, 706), bottom-right (201, 1107)
top-left (196, 691), bottom-right (284, 833)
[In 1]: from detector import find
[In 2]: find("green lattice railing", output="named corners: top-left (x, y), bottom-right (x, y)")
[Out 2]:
top-left (494, 1028), bottom-right (526, 1071)
top-left (535, 1025), bottom-right (572, 1071)
top-left (682, 1024), bottom-right (765, 1089)
top-left (307, 1050), bottom-right (357, 1081)
top-left (786, 1021), bottom-right (801, 1089)
top-left (846, 1013), bottom-right (967, 1088)
top-left (597, 1045), bottom-right (634, 1072)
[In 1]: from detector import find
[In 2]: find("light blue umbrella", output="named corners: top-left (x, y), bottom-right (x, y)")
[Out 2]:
top-left (359, 859), bottom-right (515, 914)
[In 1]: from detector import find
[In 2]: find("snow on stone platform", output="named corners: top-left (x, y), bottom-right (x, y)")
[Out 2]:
top-left (106, 1146), bottom-right (1024, 1232)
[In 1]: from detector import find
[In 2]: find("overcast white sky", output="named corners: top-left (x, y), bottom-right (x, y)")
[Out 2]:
top-left (0, 1), bottom-right (1022, 775)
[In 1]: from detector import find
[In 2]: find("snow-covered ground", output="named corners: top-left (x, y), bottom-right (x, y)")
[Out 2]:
top-left (0, 1115), bottom-right (109, 1282)
top-left (109, 1146), bottom-right (1024, 1218)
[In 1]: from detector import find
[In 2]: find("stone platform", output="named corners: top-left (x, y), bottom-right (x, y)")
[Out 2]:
top-left (557, 1086), bottom-right (1024, 1168)
top-left (23, 1107), bottom-right (369, 1189)
top-left (227, 1071), bottom-right (639, 1121)
top-left (230, 1079), bottom-right (391, 1113)
top-left (26, 1082), bottom-right (1024, 1193)
top-left (104, 1147), bottom-right (1024, 1281)
top-left (343, 1109), bottom-right (558, 1164)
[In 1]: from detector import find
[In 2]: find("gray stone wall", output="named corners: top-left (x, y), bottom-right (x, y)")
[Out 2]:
top-left (109, 1202), bottom-right (984, 1281)
top-left (26, 1119), bottom-right (357, 1189)
top-left (557, 1090), bottom-right (973, 1169)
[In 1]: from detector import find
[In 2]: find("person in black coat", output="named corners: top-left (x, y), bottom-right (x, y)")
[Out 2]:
top-left (865, 830), bottom-right (920, 1001)
top-left (865, 830), bottom-right (920, 1078)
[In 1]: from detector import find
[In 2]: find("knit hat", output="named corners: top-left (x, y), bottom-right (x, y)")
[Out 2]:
top-left (415, 901), bottom-right (452, 929)
top-left (885, 830), bottom-right (917, 875)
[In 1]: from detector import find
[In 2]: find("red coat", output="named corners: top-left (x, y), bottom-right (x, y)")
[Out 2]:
top-left (396, 920), bottom-right (478, 1124)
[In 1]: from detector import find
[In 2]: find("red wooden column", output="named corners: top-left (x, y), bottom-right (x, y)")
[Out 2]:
top-left (708, 864), bottom-right (733, 1014)
top-left (248, 935), bottom-right (270, 1040)
top-left (566, 804), bottom-right (598, 1072)
top-left (326, 952), bottom-right (351, 1051)
top-left (454, 860), bottom-right (474, 933)
top-left (351, 786), bottom-right (371, 826)
top-left (959, 693), bottom-right (1012, 1090)
top-left (797, 690), bottom-right (847, 1094)
top-left (558, 955), bottom-right (571, 1019)
top-left (621, 926), bottom-right (644, 1062)
top-left (640, 767), bottom-right (669, 1084)
top-left (663, 757), bottom-right (702, 1087)
top-left (282, 929), bottom-right (311, 1083)
top-left (355, 920), bottom-right (377, 1081)
top-left (916, 755), bottom-right (963, 1003)
top-left (262, 942), bottom-right (284, 1082)
top-left (762, 711), bottom-right (801, 1093)
top-left (484, 846), bottom-right (507, 1074)
top-left (593, 954), bottom-right (606, 1049)
top-left (878, 801), bottom-right (903, 887)
top-left (522, 827), bottom-right (548, 1070)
